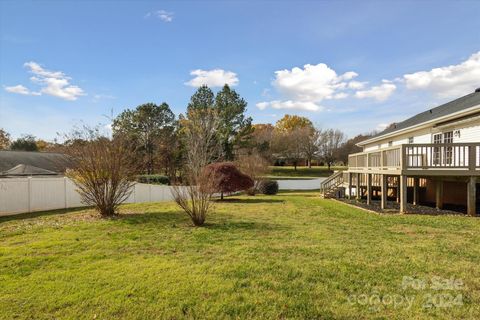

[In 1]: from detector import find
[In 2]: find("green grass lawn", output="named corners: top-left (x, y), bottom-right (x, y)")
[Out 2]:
top-left (265, 165), bottom-right (346, 178)
top-left (1, 191), bottom-right (480, 319)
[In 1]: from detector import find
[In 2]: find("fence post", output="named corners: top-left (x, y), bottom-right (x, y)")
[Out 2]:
top-left (28, 177), bottom-right (32, 213)
top-left (64, 177), bottom-right (68, 209)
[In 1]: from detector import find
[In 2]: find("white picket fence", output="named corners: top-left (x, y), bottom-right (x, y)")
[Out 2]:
top-left (0, 177), bottom-right (177, 217)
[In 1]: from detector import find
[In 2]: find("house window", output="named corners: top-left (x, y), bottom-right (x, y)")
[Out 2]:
top-left (443, 131), bottom-right (453, 143)
top-left (444, 131), bottom-right (453, 165)
top-left (433, 131), bottom-right (453, 165)
top-left (408, 137), bottom-right (414, 144)
top-left (388, 141), bottom-right (393, 147)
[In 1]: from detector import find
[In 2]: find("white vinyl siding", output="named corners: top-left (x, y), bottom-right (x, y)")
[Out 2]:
top-left (362, 117), bottom-right (480, 152)
top-left (452, 124), bottom-right (480, 143)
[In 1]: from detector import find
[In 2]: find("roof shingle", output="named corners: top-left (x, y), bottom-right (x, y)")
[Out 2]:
top-left (370, 91), bottom-right (480, 139)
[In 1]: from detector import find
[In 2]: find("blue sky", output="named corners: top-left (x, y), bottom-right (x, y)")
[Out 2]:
top-left (1, 0), bottom-right (480, 140)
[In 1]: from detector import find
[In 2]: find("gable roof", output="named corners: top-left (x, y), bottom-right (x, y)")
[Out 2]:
top-left (359, 90), bottom-right (480, 146)
top-left (0, 151), bottom-right (71, 175)
top-left (2, 164), bottom-right (58, 176)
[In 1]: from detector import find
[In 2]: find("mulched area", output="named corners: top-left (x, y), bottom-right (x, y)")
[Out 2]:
top-left (339, 198), bottom-right (467, 216)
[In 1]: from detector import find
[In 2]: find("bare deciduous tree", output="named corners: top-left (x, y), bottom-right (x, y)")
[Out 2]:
top-left (272, 128), bottom-right (307, 171)
top-left (236, 153), bottom-right (270, 195)
top-left (64, 127), bottom-right (136, 217)
top-left (172, 108), bottom-right (221, 226)
top-left (300, 127), bottom-right (320, 168)
top-left (0, 128), bottom-right (11, 150)
top-left (318, 129), bottom-right (346, 170)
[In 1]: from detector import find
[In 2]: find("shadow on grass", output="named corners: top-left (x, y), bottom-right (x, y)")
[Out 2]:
top-left (203, 220), bottom-right (282, 231)
top-left (278, 190), bottom-right (320, 197)
top-left (117, 210), bottom-right (283, 232)
top-left (0, 207), bottom-right (89, 224)
top-left (214, 198), bottom-right (284, 204)
top-left (115, 211), bottom-right (184, 225)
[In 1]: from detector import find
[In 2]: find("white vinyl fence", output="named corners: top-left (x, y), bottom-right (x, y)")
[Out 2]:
top-left (0, 177), bottom-right (177, 217)
top-left (276, 178), bottom-right (325, 190)
top-left (0, 177), bottom-right (326, 217)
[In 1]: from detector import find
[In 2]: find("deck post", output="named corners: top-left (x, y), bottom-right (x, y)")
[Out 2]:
top-left (467, 176), bottom-right (477, 216)
top-left (356, 173), bottom-right (361, 200)
top-left (395, 176), bottom-right (400, 203)
top-left (435, 180), bottom-right (443, 210)
top-left (400, 175), bottom-right (407, 213)
top-left (366, 174), bottom-right (372, 205)
top-left (413, 177), bottom-right (419, 205)
top-left (348, 172), bottom-right (353, 199)
top-left (381, 174), bottom-right (387, 210)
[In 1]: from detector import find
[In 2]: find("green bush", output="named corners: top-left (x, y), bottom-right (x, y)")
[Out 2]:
top-left (258, 180), bottom-right (279, 195)
top-left (136, 175), bottom-right (170, 185)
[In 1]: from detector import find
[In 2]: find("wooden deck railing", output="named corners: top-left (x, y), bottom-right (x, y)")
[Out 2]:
top-left (348, 143), bottom-right (480, 174)
top-left (348, 145), bottom-right (402, 171)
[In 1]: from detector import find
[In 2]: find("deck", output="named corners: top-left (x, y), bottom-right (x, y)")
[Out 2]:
top-left (347, 143), bottom-right (480, 176)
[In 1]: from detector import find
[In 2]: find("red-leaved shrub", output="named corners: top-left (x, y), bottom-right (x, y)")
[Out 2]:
top-left (204, 162), bottom-right (254, 200)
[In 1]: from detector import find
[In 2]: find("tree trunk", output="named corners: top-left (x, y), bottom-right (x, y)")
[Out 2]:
top-left (221, 192), bottom-right (224, 200)
top-left (308, 159), bottom-right (312, 168)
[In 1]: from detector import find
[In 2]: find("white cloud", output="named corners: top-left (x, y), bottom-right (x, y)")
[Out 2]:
top-left (4, 84), bottom-right (40, 96)
top-left (185, 69), bottom-right (239, 87)
top-left (258, 63), bottom-right (368, 112)
top-left (145, 10), bottom-right (174, 22)
top-left (333, 92), bottom-right (348, 99)
top-left (340, 71), bottom-right (358, 80)
top-left (376, 123), bottom-right (390, 131)
top-left (403, 51), bottom-right (480, 98)
top-left (256, 102), bottom-right (269, 110)
top-left (24, 61), bottom-right (65, 78)
top-left (256, 100), bottom-right (322, 112)
top-left (92, 94), bottom-right (116, 103)
top-left (348, 81), bottom-right (367, 90)
top-left (355, 80), bottom-right (397, 101)
top-left (272, 63), bottom-right (357, 101)
top-left (261, 88), bottom-right (271, 97)
top-left (4, 61), bottom-right (85, 101)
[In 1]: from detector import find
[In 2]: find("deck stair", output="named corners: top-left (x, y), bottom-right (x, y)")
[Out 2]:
top-left (320, 171), bottom-right (345, 199)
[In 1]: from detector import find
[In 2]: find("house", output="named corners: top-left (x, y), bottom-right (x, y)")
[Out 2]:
top-left (0, 151), bottom-right (71, 177)
top-left (321, 88), bottom-right (480, 216)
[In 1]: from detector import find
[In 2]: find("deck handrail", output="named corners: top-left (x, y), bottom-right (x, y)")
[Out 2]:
top-left (320, 170), bottom-right (345, 195)
top-left (348, 142), bottom-right (480, 173)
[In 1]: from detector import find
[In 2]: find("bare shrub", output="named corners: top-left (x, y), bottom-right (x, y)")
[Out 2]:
top-left (236, 154), bottom-right (270, 195)
top-left (64, 127), bottom-right (135, 217)
top-left (171, 108), bottom-right (221, 226)
top-left (171, 170), bottom-right (217, 226)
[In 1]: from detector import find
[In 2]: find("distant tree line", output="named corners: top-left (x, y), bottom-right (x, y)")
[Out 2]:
top-left (0, 84), bottom-right (377, 173)
top-left (248, 115), bottom-right (376, 171)
top-left (0, 85), bottom-right (378, 225)
top-left (0, 130), bottom-right (61, 152)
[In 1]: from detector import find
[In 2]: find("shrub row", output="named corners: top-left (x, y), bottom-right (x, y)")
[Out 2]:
top-left (136, 175), bottom-right (170, 185)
